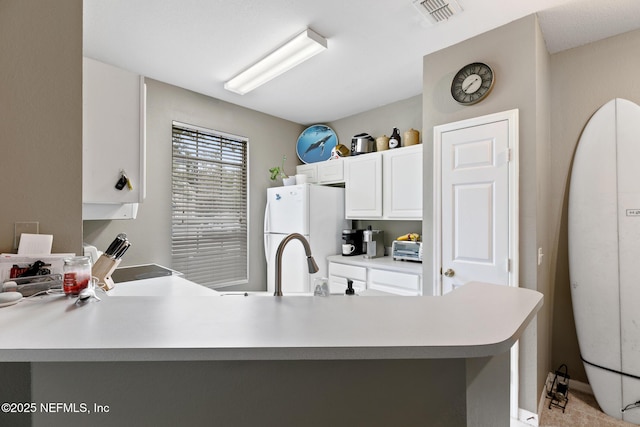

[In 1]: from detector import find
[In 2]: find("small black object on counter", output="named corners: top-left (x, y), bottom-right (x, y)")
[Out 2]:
top-left (345, 279), bottom-right (355, 295)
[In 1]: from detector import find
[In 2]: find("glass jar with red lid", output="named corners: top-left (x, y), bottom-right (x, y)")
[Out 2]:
top-left (63, 256), bottom-right (92, 296)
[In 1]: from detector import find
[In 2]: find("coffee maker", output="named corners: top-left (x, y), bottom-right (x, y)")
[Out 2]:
top-left (363, 226), bottom-right (384, 259)
top-left (341, 229), bottom-right (364, 256)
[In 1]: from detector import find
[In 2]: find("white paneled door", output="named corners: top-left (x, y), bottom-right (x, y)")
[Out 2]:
top-left (434, 110), bottom-right (518, 295)
top-left (441, 119), bottom-right (509, 295)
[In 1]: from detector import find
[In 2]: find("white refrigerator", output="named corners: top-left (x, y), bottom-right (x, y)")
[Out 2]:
top-left (264, 184), bottom-right (347, 293)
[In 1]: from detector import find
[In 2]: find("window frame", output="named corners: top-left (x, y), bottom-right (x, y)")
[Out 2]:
top-left (171, 120), bottom-right (250, 289)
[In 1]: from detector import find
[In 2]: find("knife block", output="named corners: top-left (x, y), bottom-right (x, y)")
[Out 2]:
top-left (92, 254), bottom-right (121, 291)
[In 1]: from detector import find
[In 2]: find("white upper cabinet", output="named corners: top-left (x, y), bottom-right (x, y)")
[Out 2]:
top-left (382, 144), bottom-right (423, 219)
top-left (83, 57), bottom-right (146, 219)
top-left (317, 159), bottom-right (344, 183)
top-left (296, 163), bottom-right (318, 183)
top-left (344, 152), bottom-right (383, 218)
top-left (344, 145), bottom-right (423, 220)
top-left (296, 158), bottom-right (344, 184)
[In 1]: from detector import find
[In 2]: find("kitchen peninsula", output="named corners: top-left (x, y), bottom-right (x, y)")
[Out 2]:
top-left (0, 278), bottom-right (542, 427)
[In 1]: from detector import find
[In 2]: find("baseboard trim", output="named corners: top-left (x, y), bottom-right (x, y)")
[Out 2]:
top-left (517, 408), bottom-right (539, 426)
top-left (568, 377), bottom-right (592, 394)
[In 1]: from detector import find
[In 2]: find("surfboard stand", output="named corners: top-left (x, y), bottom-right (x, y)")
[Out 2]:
top-left (546, 364), bottom-right (570, 412)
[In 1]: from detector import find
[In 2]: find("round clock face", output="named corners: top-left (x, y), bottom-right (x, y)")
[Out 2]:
top-left (451, 62), bottom-right (494, 105)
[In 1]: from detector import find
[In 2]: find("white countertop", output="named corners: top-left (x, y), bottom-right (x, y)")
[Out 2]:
top-left (327, 254), bottom-right (423, 274)
top-left (0, 277), bottom-right (542, 362)
top-left (107, 275), bottom-right (215, 296)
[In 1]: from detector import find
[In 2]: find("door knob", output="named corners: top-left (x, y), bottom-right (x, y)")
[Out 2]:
top-left (444, 268), bottom-right (455, 277)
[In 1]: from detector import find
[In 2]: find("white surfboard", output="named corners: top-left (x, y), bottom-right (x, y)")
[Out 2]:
top-left (569, 98), bottom-right (640, 424)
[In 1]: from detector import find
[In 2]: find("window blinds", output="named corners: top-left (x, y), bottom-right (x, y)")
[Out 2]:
top-left (171, 121), bottom-right (248, 288)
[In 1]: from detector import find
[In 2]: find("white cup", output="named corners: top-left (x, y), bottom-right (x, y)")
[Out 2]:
top-left (295, 174), bottom-right (308, 184)
top-left (342, 244), bottom-right (356, 254)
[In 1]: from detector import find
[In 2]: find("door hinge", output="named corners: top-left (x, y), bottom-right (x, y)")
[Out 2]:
top-left (507, 258), bottom-right (511, 272)
top-left (506, 148), bottom-right (512, 162)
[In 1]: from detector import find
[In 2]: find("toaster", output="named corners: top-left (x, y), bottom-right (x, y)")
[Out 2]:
top-left (351, 133), bottom-right (375, 155)
top-left (392, 240), bottom-right (423, 262)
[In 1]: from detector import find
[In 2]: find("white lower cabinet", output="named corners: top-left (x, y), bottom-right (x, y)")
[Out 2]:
top-left (328, 256), bottom-right (423, 296)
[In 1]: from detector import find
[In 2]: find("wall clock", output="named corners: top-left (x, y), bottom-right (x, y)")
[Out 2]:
top-left (450, 62), bottom-right (494, 105)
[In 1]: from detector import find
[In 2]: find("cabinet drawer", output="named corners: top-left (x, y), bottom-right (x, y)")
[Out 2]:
top-left (329, 262), bottom-right (367, 281)
top-left (329, 276), bottom-right (366, 294)
top-left (369, 268), bottom-right (420, 296)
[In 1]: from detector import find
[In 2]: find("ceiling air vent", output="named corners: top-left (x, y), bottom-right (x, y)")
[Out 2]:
top-left (412, 0), bottom-right (462, 24)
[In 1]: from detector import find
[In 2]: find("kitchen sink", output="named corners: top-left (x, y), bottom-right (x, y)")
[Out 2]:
top-left (218, 292), bottom-right (316, 297)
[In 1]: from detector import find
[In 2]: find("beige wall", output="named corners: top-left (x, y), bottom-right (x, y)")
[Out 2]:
top-left (421, 15), bottom-right (550, 412)
top-left (534, 16), bottom-right (554, 405)
top-left (549, 27), bottom-right (640, 383)
top-left (0, 1), bottom-right (82, 424)
top-left (327, 95), bottom-right (423, 145)
top-left (0, 0), bottom-right (83, 255)
top-left (83, 78), bottom-right (304, 292)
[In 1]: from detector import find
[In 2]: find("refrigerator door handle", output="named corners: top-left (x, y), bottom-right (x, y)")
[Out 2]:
top-left (264, 199), bottom-right (271, 234)
top-left (263, 199), bottom-right (271, 263)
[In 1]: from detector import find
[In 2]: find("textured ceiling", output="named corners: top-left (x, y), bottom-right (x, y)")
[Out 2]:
top-left (83, 0), bottom-right (640, 125)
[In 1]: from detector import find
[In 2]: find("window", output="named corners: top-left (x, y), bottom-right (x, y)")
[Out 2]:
top-left (171, 121), bottom-right (248, 288)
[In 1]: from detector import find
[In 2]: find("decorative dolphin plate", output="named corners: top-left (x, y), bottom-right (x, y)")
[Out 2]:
top-left (296, 124), bottom-right (338, 164)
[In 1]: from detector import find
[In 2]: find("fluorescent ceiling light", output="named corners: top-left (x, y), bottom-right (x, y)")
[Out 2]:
top-left (224, 28), bottom-right (327, 95)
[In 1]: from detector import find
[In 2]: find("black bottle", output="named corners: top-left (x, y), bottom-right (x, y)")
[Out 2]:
top-left (389, 127), bottom-right (401, 149)
top-left (345, 279), bottom-right (355, 295)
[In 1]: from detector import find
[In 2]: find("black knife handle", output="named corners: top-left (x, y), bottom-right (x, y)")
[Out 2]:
top-left (105, 233), bottom-right (127, 256)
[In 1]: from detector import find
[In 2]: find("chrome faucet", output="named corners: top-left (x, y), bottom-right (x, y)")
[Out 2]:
top-left (274, 233), bottom-right (319, 296)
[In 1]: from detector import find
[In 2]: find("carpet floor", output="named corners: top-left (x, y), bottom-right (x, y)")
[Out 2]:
top-left (539, 389), bottom-right (638, 426)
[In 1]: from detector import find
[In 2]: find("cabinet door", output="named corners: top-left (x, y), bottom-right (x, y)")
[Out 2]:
top-left (295, 164), bottom-right (318, 183)
top-left (317, 159), bottom-right (344, 184)
top-left (368, 268), bottom-right (421, 296)
top-left (83, 57), bottom-right (145, 205)
top-left (383, 145), bottom-right (423, 219)
top-left (344, 153), bottom-right (383, 218)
